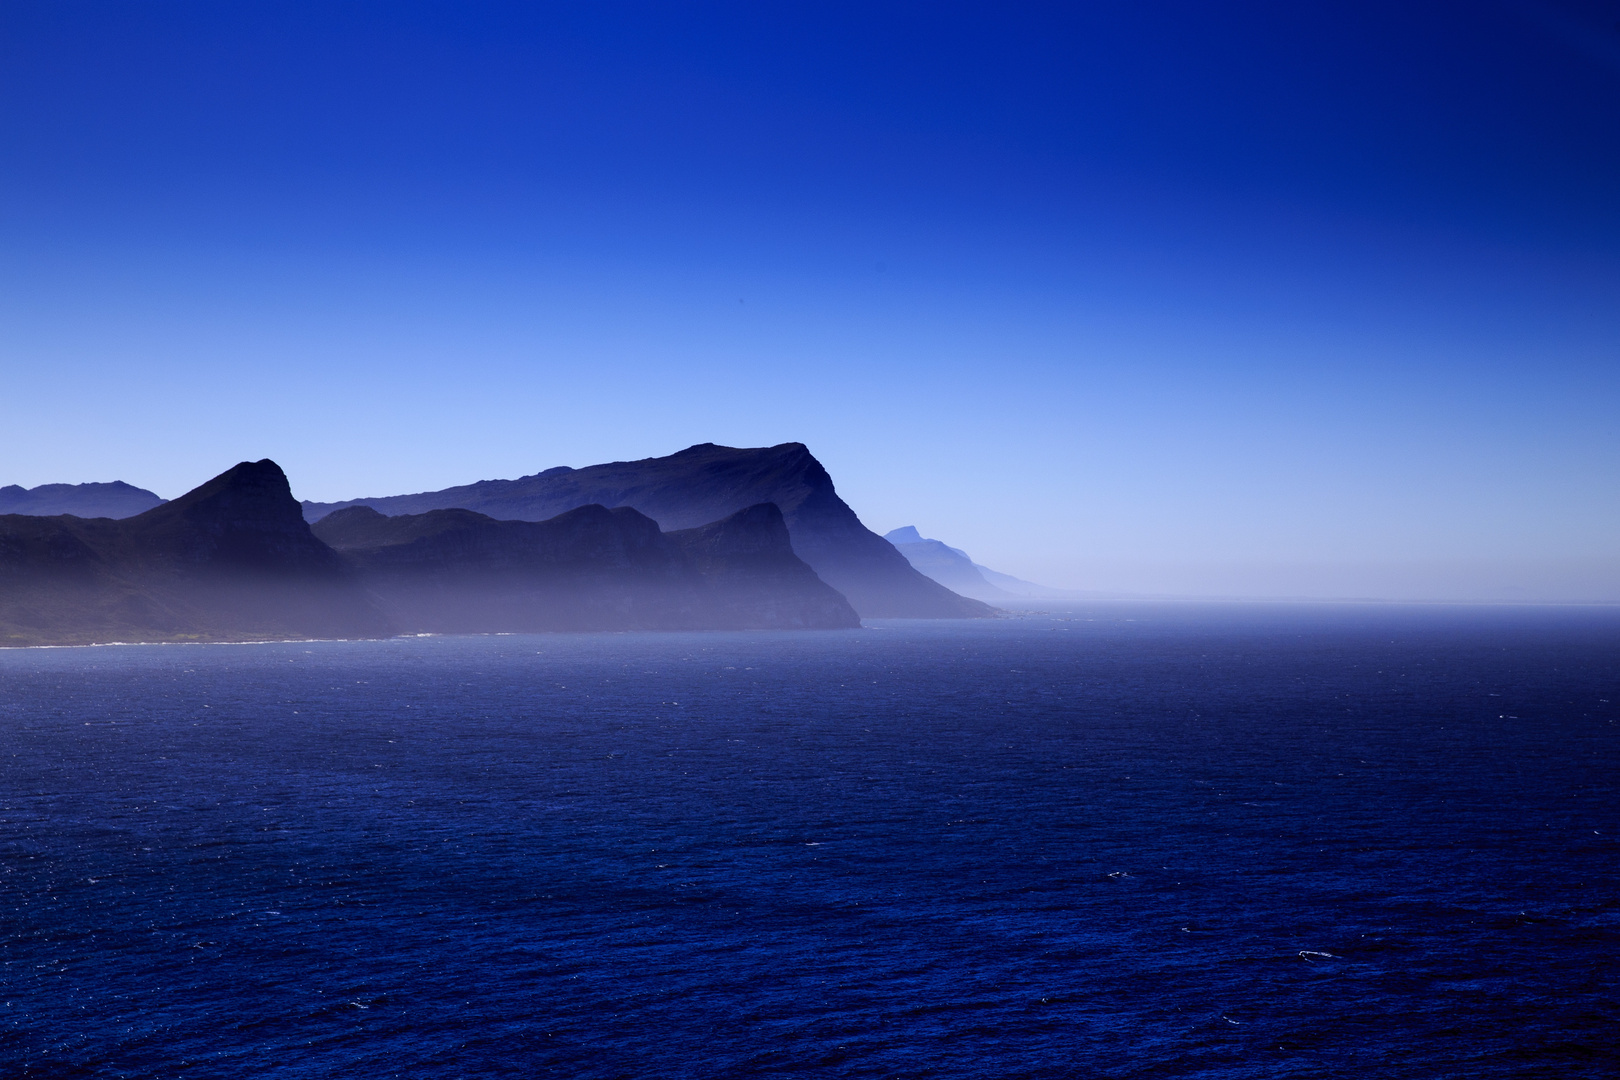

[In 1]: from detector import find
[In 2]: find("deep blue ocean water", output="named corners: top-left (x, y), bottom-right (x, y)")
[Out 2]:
top-left (1, 604), bottom-right (1616, 1079)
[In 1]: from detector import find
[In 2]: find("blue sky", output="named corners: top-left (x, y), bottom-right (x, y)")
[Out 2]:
top-left (2, 1), bottom-right (1617, 599)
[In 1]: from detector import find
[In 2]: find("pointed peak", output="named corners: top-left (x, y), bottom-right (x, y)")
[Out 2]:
top-left (128, 459), bottom-right (306, 533)
top-left (168, 459), bottom-right (291, 504)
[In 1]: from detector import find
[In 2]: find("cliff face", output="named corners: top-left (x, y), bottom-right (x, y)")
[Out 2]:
top-left (313, 501), bottom-right (859, 632)
top-left (304, 443), bottom-right (995, 619)
top-left (0, 461), bottom-right (390, 646)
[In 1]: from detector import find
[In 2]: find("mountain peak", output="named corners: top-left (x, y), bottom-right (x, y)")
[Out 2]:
top-left (127, 459), bottom-right (343, 573)
top-left (884, 526), bottom-right (926, 544)
top-left (139, 459), bottom-right (299, 523)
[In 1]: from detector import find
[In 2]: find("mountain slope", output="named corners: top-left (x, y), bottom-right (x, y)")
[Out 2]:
top-left (665, 503), bottom-right (860, 629)
top-left (304, 443), bottom-right (994, 619)
top-left (313, 501), bottom-right (858, 631)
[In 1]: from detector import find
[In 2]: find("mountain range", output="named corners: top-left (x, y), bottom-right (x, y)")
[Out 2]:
top-left (302, 443), bottom-right (992, 619)
top-left (4, 445), bottom-right (1004, 644)
top-left (0, 481), bottom-right (165, 519)
top-left (312, 500), bottom-right (856, 633)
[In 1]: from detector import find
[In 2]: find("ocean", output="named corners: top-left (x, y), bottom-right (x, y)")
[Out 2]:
top-left (1, 604), bottom-right (1616, 1078)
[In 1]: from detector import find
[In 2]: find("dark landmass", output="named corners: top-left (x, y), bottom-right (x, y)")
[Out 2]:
top-left (0, 480), bottom-right (165, 519)
top-left (303, 443), bottom-right (994, 619)
top-left (0, 461), bottom-right (389, 646)
top-left (1, 459), bottom-right (861, 646)
top-left (312, 501), bottom-right (858, 632)
top-left (884, 526), bottom-right (1090, 604)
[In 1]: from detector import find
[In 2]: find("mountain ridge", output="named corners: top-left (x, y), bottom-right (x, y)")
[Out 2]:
top-left (314, 500), bottom-right (858, 632)
top-left (1, 460), bottom-right (867, 646)
top-left (0, 481), bottom-right (165, 519)
top-left (303, 443), bottom-right (994, 619)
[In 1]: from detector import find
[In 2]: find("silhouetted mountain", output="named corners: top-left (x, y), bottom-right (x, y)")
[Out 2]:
top-left (303, 443), bottom-right (995, 619)
top-left (884, 526), bottom-right (1087, 603)
top-left (3, 461), bottom-right (863, 646)
top-left (0, 461), bottom-right (389, 646)
top-left (313, 501), bottom-right (858, 631)
top-left (0, 480), bottom-right (164, 519)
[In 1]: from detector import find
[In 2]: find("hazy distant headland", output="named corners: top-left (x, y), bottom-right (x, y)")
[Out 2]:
top-left (882, 526), bottom-right (1092, 605)
top-left (0, 444), bottom-right (993, 647)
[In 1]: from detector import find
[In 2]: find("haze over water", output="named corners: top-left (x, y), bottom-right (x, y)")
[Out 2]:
top-left (4, 607), bottom-right (1615, 1077)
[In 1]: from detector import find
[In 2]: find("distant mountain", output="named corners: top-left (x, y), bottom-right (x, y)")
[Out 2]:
top-left (312, 501), bottom-right (858, 632)
top-left (303, 443), bottom-right (994, 619)
top-left (883, 526), bottom-right (1085, 603)
top-left (0, 461), bottom-right (390, 646)
top-left (0, 481), bottom-right (164, 519)
top-left (880, 527), bottom-right (1010, 601)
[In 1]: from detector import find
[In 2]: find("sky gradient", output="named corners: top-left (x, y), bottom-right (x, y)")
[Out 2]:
top-left (3, 1), bottom-right (1618, 600)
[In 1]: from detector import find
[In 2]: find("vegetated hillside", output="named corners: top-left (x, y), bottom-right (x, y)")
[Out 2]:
top-left (313, 501), bottom-right (859, 632)
top-left (0, 461), bottom-right (389, 646)
top-left (304, 442), bottom-right (995, 619)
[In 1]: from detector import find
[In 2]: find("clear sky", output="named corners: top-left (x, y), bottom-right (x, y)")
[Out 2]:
top-left (2, 1), bottom-right (1617, 600)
